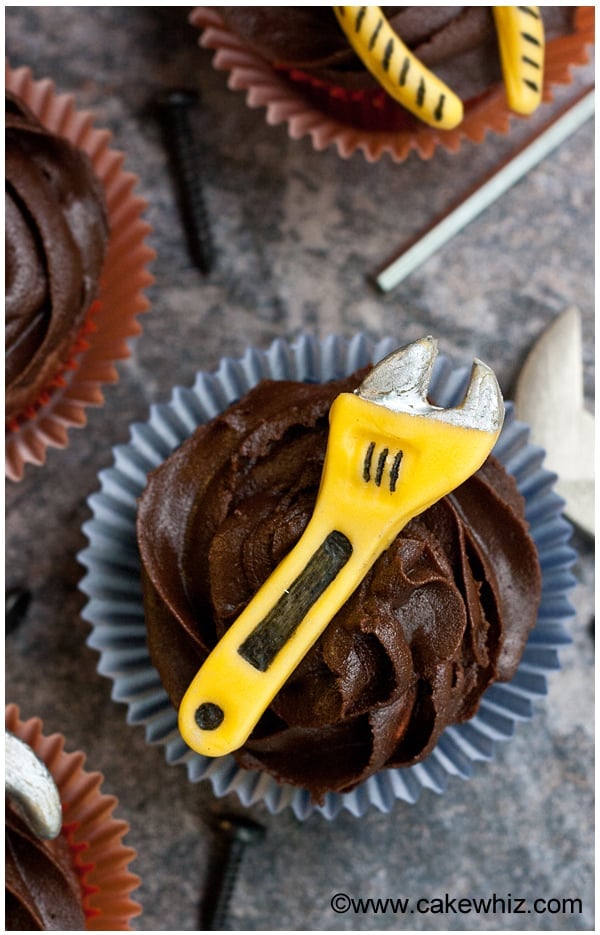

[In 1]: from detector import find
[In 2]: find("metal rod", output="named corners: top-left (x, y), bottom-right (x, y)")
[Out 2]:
top-left (372, 88), bottom-right (595, 293)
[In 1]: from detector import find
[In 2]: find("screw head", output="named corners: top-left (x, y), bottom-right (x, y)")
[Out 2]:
top-left (216, 813), bottom-right (266, 845)
top-left (156, 88), bottom-right (199, 111)
top-left (6, 586), bottom-right (31, 634)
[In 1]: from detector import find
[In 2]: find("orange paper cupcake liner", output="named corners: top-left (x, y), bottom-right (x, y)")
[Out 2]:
top-left (190, 6), bottom-right (594, 163)
top-left (5, 703), bottom-right (142, 930)
top-left (5, 63), bottom-right (156, 482)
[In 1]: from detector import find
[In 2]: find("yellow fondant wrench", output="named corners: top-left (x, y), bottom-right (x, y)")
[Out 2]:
top-left (179, 337), bottom-right (504, 757)
top-left (333, 6), bottom-right (544, 127)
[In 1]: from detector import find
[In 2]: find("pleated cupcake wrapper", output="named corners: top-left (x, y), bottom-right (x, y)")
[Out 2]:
top-left (78, 334), bottom-right (576, 820)
top-left (5, 300), bottom-right (102, 434)
top-left (190, 6), bottom-right (594, 163)
top-left (5, 704), bottom-right (142, 930)
top-left (5, 63), bottom-right (156, 482)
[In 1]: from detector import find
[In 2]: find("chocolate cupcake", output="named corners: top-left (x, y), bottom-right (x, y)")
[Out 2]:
top-left (190, 6), bottom-right (594, 161)
top-left (137, 366), bottom-right (540, 802)
top-left (5, 64), bottom-right (154, 481)
top-left (80, 336), bottom-right (576, 819)
top-left (5, 704), bottom-right (141, 930)
top-left (6, 90), bottom-right (109, 424)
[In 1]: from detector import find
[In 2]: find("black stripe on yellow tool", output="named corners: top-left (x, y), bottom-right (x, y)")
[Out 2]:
top-left (178, 337), bottom-right (504, 757)
top-left (332, 6), bottom-right (545, 127)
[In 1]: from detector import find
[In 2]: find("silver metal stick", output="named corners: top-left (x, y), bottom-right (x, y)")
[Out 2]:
top-left (373, 88), bottom-right (595, 293)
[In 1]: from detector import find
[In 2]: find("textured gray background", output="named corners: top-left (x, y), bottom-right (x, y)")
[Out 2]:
top-left (5, 7), bottom-right (594, 932)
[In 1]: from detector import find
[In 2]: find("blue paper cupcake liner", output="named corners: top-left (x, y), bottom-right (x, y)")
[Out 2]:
top-left (78, 334), bottom-right (577, 820)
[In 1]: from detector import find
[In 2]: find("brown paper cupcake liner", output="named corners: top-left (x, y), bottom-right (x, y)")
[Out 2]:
top-left (5, 63), bottom-right (156, 482)
top-left (190, 6), bottom-right (594, 163)
top-left (5, 703), bottom-right (142, 930)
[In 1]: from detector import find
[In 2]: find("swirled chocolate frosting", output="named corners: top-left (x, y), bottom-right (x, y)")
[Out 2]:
top-left (216, 7), bottom-right (575, 100)
top-left (5, 91), bottom-right (109, 422)
top-left (6, 800), bottom-right (86, 930)
top-left (138, 373), bottom-right (542, 801)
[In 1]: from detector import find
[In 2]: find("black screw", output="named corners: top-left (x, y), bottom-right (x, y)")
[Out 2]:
top-left (200, 813), bottom-right (266, 930)
top-left (156, 88), bottom-right (215, 274)
top-left (6, 586), bottom-right (31, 634)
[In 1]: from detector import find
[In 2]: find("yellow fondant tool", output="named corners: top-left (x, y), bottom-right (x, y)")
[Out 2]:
top-left (333, 6), bottom-right (464, 129)
top-left (331, 6), bottom-right (545, 127)
top-left (179, 337), bottom-right (504, 757)
top-left (493, 6), bottom-right (545, 115)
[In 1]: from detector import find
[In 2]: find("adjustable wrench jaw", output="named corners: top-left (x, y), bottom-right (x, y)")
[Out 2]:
top-left (357, 336), bottom-right (504, 434)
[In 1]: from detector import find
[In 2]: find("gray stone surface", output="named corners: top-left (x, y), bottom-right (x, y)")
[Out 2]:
top-left (6, 7), bottom-right (594, 932)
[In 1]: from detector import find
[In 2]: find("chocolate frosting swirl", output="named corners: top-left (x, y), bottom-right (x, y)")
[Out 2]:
top-left (5, 91), bottom-right (109, 422)
top-left (5, 800), bottom-right (86, 930)
top-left (217, 7), bottom-right (575, 100)
top-left (138, 373), bottom-right (542, 801)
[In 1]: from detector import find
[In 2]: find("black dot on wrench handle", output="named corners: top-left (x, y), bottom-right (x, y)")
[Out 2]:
top-left (195, 702), bottom-right (224, 731)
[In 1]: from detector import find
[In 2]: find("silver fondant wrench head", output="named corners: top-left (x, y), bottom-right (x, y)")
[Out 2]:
top-left (5, 730), bottom-right (62, 839)
top-left (357, 335), bottom-right (504, 433)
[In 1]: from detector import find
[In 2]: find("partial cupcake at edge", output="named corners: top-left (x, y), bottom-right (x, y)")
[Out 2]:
top-left (190, 6), bottom-right (594, 161)
top-left (78, 332), bottom-right (575, 819)
top-left (5, 704), bottom-right (141, 931)
top-left (5, 63), bottom-right (155, 481)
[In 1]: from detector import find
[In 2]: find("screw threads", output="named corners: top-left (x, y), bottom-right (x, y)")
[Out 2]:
top-left (207, 841), bottom-right (244, 930)
top-left (199, 814), bottom-right (266, 930)
top-left (157, 90), bottom-right (214, 274)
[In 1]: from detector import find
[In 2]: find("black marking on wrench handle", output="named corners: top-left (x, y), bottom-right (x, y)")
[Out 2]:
top-left (363, 441), bottom-right (403, 491)
top-left (237, 530), bottom-right (353, 673)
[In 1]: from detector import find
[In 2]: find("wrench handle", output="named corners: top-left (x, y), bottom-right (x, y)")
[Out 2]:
top-left (178, 524), bottom-right (364, 757)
